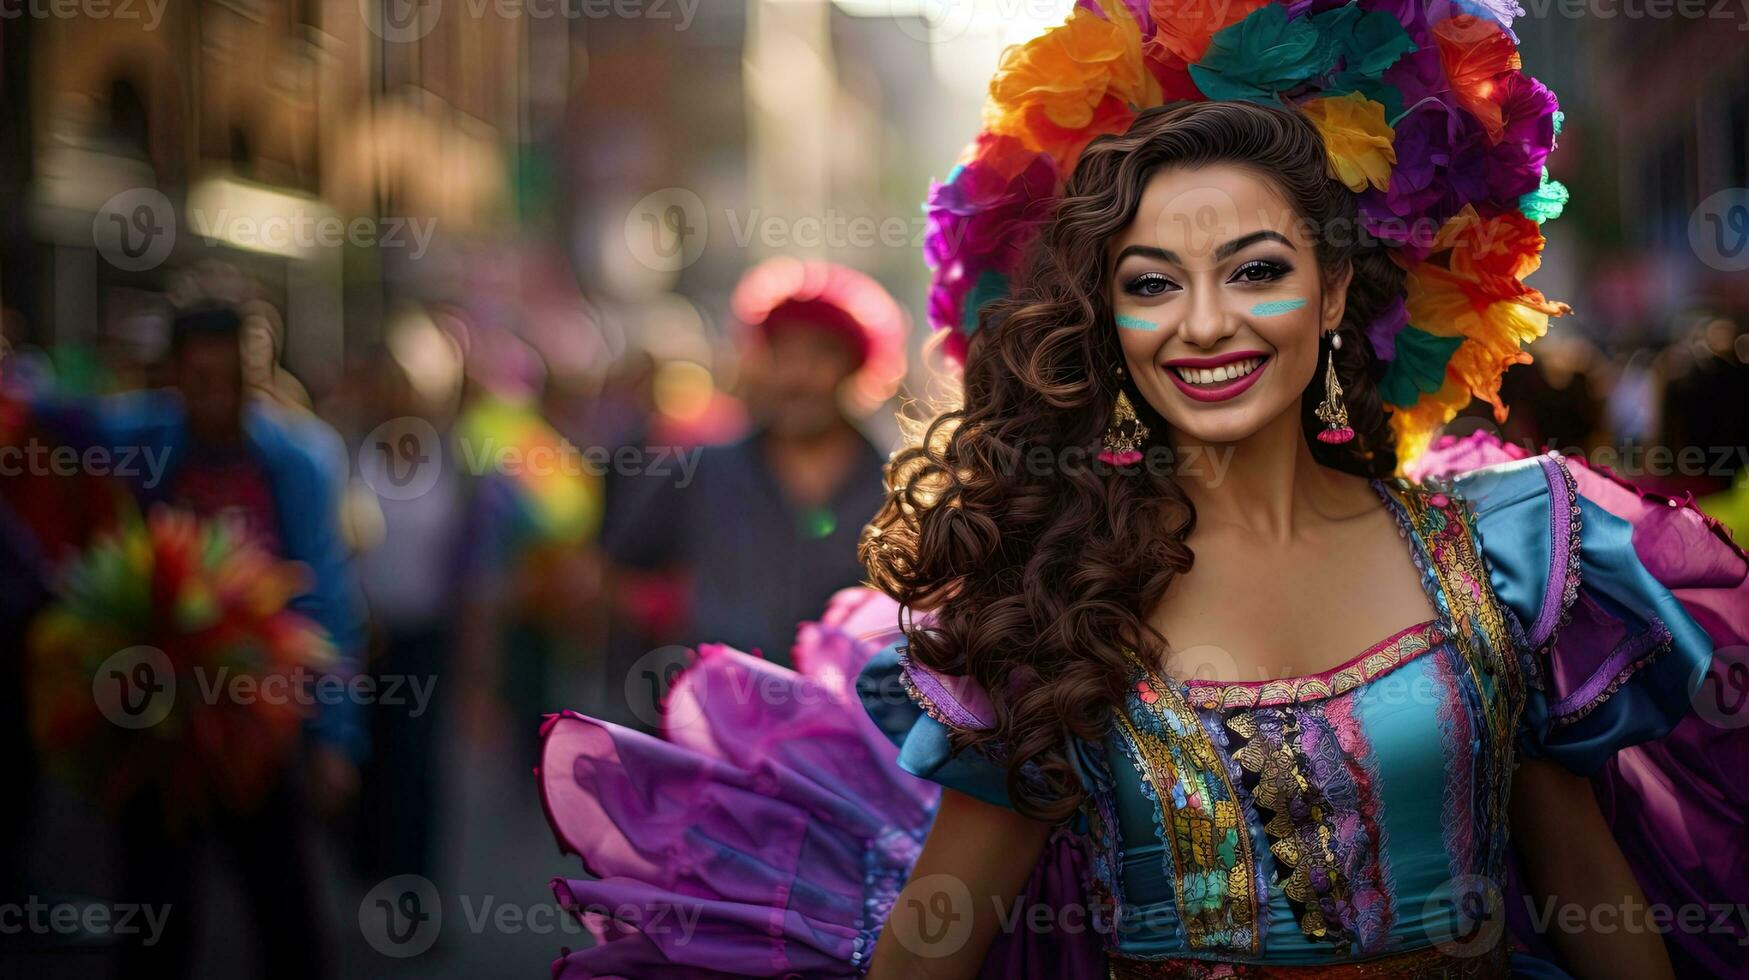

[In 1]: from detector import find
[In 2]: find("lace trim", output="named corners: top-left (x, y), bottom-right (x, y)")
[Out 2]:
top-left (1320, 695), bottom-right (1398, 953)
top-left (1078, 740), bottom-right (1127, 943)
top-left (897, 651), bottom-right (990, 731)
top-left (1548, 619), bottom-right (1675, 727)
top-left (1532, 454), bottom-right (1584, 656)
top-left (1184, 622), bottom-right (1444, 710)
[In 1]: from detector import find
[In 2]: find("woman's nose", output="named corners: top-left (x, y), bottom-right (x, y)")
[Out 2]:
top-left (1177, 286), bottom-right (1238, 350)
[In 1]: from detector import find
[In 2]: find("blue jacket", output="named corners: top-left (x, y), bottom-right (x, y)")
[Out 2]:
top-left (36, 389), bottom-right (369, 761)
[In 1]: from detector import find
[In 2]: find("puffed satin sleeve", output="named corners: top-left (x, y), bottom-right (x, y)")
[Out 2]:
top-left (1452, 452), bottom-right (1748, 774)
top-left (857, 640), bottom-right (1018, 809)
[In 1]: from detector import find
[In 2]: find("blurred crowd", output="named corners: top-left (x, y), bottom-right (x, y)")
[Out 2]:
top-left (0, 249), bottom-right (919, 977)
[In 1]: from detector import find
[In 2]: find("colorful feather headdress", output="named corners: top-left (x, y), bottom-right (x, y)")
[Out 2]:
top-left (923, 0), bottom-right (1569, 463)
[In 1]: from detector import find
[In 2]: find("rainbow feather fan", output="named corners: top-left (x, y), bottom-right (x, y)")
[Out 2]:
top-left (27, 507), bottom-right (334, 820)
top-left (923, 0), bottom-right (1569, 463)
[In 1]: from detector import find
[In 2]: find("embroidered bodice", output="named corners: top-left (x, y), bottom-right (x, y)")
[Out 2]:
top-left (1070, 480), bottom-right (1529, 969)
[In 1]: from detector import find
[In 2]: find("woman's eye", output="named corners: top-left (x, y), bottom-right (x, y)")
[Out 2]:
top-left (1231, 260), bottom-right (1291, 284)
top-left (1124, 273), bottom-right (1177, 297)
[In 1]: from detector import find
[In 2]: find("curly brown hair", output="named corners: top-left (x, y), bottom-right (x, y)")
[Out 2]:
top-left (860, 101), bottom-right (1404, 822)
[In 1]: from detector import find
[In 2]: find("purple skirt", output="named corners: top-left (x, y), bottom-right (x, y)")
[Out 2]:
top-left (536, 588), bottom-right (1105, 978)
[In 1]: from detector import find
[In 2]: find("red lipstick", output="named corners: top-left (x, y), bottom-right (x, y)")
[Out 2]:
top-left (1161, 350), bottom-right (1270, 403)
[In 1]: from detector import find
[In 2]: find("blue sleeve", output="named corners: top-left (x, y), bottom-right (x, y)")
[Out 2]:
top-left (857, 638), bottom-right (1017, 809)
top-left (1454, 454), bottom-right (1714, 775)
top-left (251, 407), bottom-right (370, 761)
top-left (26, 390), bottom-right (187, 497)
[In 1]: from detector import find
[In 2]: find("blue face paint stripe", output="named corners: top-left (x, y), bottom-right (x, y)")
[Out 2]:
top-left (1116, 314), bottom-right (1158, 331)
top-left (1250, 298), bottom-right (1307, 317)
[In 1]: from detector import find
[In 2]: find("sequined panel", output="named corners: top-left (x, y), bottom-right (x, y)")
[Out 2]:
top-left (1224, 698), bottom-right (1394, 957)
top-left (1116, 651), bottom-right (1263, 954)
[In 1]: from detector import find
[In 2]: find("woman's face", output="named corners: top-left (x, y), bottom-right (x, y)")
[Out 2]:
top-left (1108, 164), bottom-right (1349, 446)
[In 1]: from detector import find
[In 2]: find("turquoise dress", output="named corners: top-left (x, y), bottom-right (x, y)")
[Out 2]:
top-left (863, 455), bottom-right (1733, 977)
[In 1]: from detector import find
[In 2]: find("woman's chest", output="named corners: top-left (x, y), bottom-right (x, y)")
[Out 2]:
top-left (1149, 515), bottom-right (1438, 682)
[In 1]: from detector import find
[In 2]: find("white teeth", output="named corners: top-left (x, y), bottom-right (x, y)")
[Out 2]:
top-left (1173, 357), bottom-right (1264, 386)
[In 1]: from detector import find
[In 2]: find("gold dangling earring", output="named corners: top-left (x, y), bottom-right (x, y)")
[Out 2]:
top-left (1098, 367), bottom-right (1150, 466)
top-left (1314, 331), bottom-right (1356, 445)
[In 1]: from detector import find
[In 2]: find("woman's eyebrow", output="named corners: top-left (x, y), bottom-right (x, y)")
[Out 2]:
top-left (1214, 229), bottom-right (1294, 260)
top-left (1114, 244), bottom-right (1181, 266)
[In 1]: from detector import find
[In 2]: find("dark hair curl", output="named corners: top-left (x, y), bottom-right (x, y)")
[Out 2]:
top-left (861, 101), bottom-right (1401, 822)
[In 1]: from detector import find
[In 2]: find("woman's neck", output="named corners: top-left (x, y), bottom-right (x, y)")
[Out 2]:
top-left (1169, 405), bottom-right (1369, 543)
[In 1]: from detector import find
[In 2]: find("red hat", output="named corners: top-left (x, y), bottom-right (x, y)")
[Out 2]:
top-left (731, 258), bottom-right (910, 412)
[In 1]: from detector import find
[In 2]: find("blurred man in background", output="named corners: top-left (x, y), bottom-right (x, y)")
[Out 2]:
top-left (602, 261), bottom-right (906, 676)
top-left (30, 301), bottom-right (365, 978)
